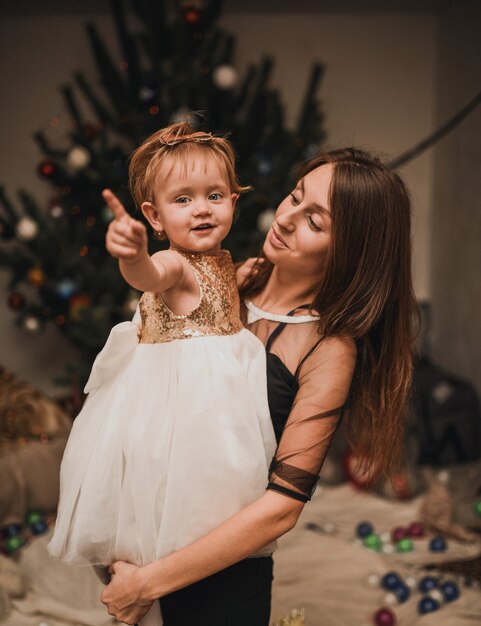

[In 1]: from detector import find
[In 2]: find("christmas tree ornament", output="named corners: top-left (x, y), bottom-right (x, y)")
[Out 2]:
top-left (363, 533), bottom-right (382, 551)
top-left (257, 209), bottom-right (276, 233)
top-left (356, 522), bottom-right (374, 539)
top-left (50, 205), bottom-right (64, 218)
top-left (429, 536), bottom-right (447, 552)
top-left (383, 593), bottom-right (398, 606)
top-left (473, 499), bottom-right (481, 517)
top-left (5, 535), bottom-right (26, 553)
top-left (381, 572), bottom-right (402, 591)
top-left (382, 543), bottom-right (395, 555)
top-left (26, 511), bottom-right (43, 526)
top-left (212, 64), bottom-right (238, 90)
top-left (373, 607), bottom-right (396, 626)
top-left (7, 292), bottom-right (25, 310)
top-left (124, 293), bottom-right (140, 314)
top-left (418, 597), bottom-right (440, 614)
top-left (427, 588), bottom-right (444, 604)
top-left (395, 537), bottom-right (413, 552)
top-left (256, 152), bottom-right (273, 176)
top-left (418, 576), bottom-right (439, 593)
top-left (69, 293), bottom-right (91, 320)
top-left (27, 267), bottom-right (45, 287)
top-left (390, 526), bottom-right (407, 543)
top-left (366, 573), bottom-right (380, 587)
top-left (169, 108), bottom-right (194, 125)
top-left (23, 315), bottom-right (42, 333)
top-left (37, 158), bottom-right (56, 179)
top-left (440, 581), bottom-right (460, 602)
top-left (405, 576), bottom-right (417, 589)
top-left (67, 146), bottom-right (91, 171)
top-left (1, 524), bottom-right (22, 538)
top-left (30, 520), bottom-right (49, 535)
top-left (15, 216), bottom-right (39, 241)
top-left (56, 278), bottom-right (77, 299)
top-left (393, 584), bottom-right (410, 603)
top-left (83, 122), bottom-right (102, 141)
top-left (139, 86), bottom-right (157, 104)
top-left (407, 522), bottom-right (425, 538)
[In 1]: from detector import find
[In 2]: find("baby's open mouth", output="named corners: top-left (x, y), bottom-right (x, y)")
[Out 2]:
top-left (192, 223), bottom-right (215, 231)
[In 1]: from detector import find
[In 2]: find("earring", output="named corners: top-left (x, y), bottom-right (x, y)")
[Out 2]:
top-left (153, 229), bottom-right (166, 241)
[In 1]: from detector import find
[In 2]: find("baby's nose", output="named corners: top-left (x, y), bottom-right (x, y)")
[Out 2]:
top-left (193, 199), bottom-right (212, 215)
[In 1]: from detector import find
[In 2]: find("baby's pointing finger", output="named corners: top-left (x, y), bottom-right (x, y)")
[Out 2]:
top-left (102, 189), bottom-right (128, 222)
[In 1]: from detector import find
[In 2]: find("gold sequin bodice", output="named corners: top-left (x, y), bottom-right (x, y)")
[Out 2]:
top-left (138, 250), bottom-right (243, 344)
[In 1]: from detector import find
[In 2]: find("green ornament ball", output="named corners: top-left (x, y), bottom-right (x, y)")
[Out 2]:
top-left (363, 533), bottom-right (382, 551)
top-left (473, 500), bottom-right (481, 518)
top-left (26, 510), bottom-right (43, 526)
top-left (5, 535), bottom-right (26, 553)
top-left (396, 537), bottom-right (414, 553)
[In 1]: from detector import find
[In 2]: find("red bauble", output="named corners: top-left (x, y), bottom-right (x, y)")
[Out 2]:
top-left (391, 526), bottom-right (407, 543)
top-left (408, 522), bottom-right (425, 538)
top-left (374, 607), bottom-right (396, 626)
top-left (7, 292), bottom-right (25, 310)
top-left (37, 158), bottom-right (56, 179)
top-left (183, 7), bottom-right (200, 23)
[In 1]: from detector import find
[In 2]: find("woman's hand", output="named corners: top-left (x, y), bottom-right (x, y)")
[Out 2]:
top-left (236, 257), bottom-right (265, 288)
top-left (104, 189), bottom-right (148, 263)
top-left (100, 560), bottom-right (153, 625)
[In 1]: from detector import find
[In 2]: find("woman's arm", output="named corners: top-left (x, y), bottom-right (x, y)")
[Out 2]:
top-left (101, 491), bottom-right (303, 624)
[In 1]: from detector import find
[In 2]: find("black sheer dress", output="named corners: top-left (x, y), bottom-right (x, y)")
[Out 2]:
top-left (244, 300), bottom-right (357, 504)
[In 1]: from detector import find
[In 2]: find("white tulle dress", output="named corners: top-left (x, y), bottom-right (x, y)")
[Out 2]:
top-left (48, 249), bottom-right (277, 569)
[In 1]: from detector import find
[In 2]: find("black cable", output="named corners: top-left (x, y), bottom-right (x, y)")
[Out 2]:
top-left (388, 87), bottom-right (481, 169)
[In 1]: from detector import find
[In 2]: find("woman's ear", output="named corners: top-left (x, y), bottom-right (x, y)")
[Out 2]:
top-left (141, 201), bottom-right (164, 237)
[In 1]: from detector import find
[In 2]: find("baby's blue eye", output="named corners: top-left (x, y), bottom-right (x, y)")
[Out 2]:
top-left (209, 193), bottom-right (222, 201)
top-left (175, 196), bottom-right (190, 204)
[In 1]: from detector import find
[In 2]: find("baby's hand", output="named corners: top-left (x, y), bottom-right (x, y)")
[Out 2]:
top-left (236, 257), bottom-right (265, 288)
top-left (103, 189), bottom-right (148, 263)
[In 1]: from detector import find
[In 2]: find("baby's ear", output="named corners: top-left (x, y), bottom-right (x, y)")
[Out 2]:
top-left (141, 201), bottom-right (163, 231)
top-left (231, 193), bottom-right (239, 210)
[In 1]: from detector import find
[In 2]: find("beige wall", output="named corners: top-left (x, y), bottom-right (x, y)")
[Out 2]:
top-left (431, 0), bottom-right (481, 393)
top-left (0, 10), bottom-right (438, 393)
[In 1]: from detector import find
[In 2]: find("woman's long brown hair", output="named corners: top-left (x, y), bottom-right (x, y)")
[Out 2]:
top-left (240, 148), bottom-right (419, 483)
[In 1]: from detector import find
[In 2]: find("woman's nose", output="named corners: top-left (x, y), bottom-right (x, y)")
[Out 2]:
top-left (276, 210), bottom-right (295, 231)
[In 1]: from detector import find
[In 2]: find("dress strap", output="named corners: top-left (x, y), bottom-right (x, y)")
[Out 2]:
top-left (245, 300), bottom-right (319, 325)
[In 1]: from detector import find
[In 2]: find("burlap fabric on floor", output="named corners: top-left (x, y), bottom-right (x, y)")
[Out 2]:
top-left (3, 482), bottom-right (481, 626)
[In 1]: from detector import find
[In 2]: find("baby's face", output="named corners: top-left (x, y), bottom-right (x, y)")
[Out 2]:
top-left (150, 156), bottom-right (237, 253)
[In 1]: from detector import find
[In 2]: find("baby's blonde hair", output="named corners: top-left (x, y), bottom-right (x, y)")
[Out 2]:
top-left (129, 121), bottom-right (249, 209)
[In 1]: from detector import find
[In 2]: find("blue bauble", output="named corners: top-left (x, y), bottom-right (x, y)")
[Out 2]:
top-left (418, 576), bottom-right (439, 593)
top-left (30, 520), bottom-right (49, 535)
top-left (381, 572), bottom-right (402, 591)
top-left (356, 521), bottom-right (374, 539)
top-left (394, 583), bottom-right (411, 603)
top-left (441, 581), bottom-right (460, 603)
top-left (1, 524), bottom-right (22, 538)
top-left (429, 535), bottom-right (447, 551)
top-left (56, 278), bottom-right (77, 299)
top-left (418, 597), bottom-right (441, 614)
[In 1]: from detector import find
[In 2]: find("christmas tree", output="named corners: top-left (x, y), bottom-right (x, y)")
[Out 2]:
top-left (0, 0), bottom-right (325, 385)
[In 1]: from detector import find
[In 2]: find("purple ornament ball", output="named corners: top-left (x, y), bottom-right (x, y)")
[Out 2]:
top-left (408, 521), bottom-right (425, 538)
top-left (391, 526), bottom-right (407, 543)
top-left (373, 607), bottom-right (396, 626)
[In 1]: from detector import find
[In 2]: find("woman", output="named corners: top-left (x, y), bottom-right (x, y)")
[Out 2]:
top-left (100, 148), bottom-right (417, 625)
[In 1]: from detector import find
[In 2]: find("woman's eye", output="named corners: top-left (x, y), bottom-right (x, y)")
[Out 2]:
top-left (209, 193), bottom-right (222, 201)
top-left (289, 192), bottom-right (300, 205)
top-left (175, 196), bottom-right (190, 204)
top-left (307, 215), bottom-right (322, 231)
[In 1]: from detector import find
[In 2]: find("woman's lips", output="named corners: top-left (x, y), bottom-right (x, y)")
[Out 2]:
top-left (269, 227), bottom-right (289, 249)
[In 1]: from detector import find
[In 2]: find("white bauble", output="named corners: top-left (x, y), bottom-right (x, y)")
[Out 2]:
top-left (16, 217), bottom-right (38, 241)
top-left (384, 592), bottom-right (398, 606)
top-left (67, 146), bottom-right (91, 171)
top-left (366, 573), bottom-right (380, 588)
top-left (213, 65), bottom-right (238, 90)
top-left (169, 108), bottom-right (194, 125)
top-left (257, 208), bottom-right (276, 233)
top-left (50, 205), bottom-right (63, 218)
top-left (24, 315), bottom-right (41, 333)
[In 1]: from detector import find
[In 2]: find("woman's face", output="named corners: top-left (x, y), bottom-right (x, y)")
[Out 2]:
top-left (263, 164), bottom-right (333, 277)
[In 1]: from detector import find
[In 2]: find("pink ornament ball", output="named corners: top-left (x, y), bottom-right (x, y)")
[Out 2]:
top-left (391, 526), bottom-right (407, 543)
top-left (374, 607), bottom-right (396, 626)
top-left (408, 522), bottom-right (425, 538)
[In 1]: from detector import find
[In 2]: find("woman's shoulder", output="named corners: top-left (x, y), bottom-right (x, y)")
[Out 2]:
top-left (299, 332), bottom-right (357, 377)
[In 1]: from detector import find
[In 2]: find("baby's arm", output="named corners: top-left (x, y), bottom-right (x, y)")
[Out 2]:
top-left (104, 189), bottom-right (183, 293)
